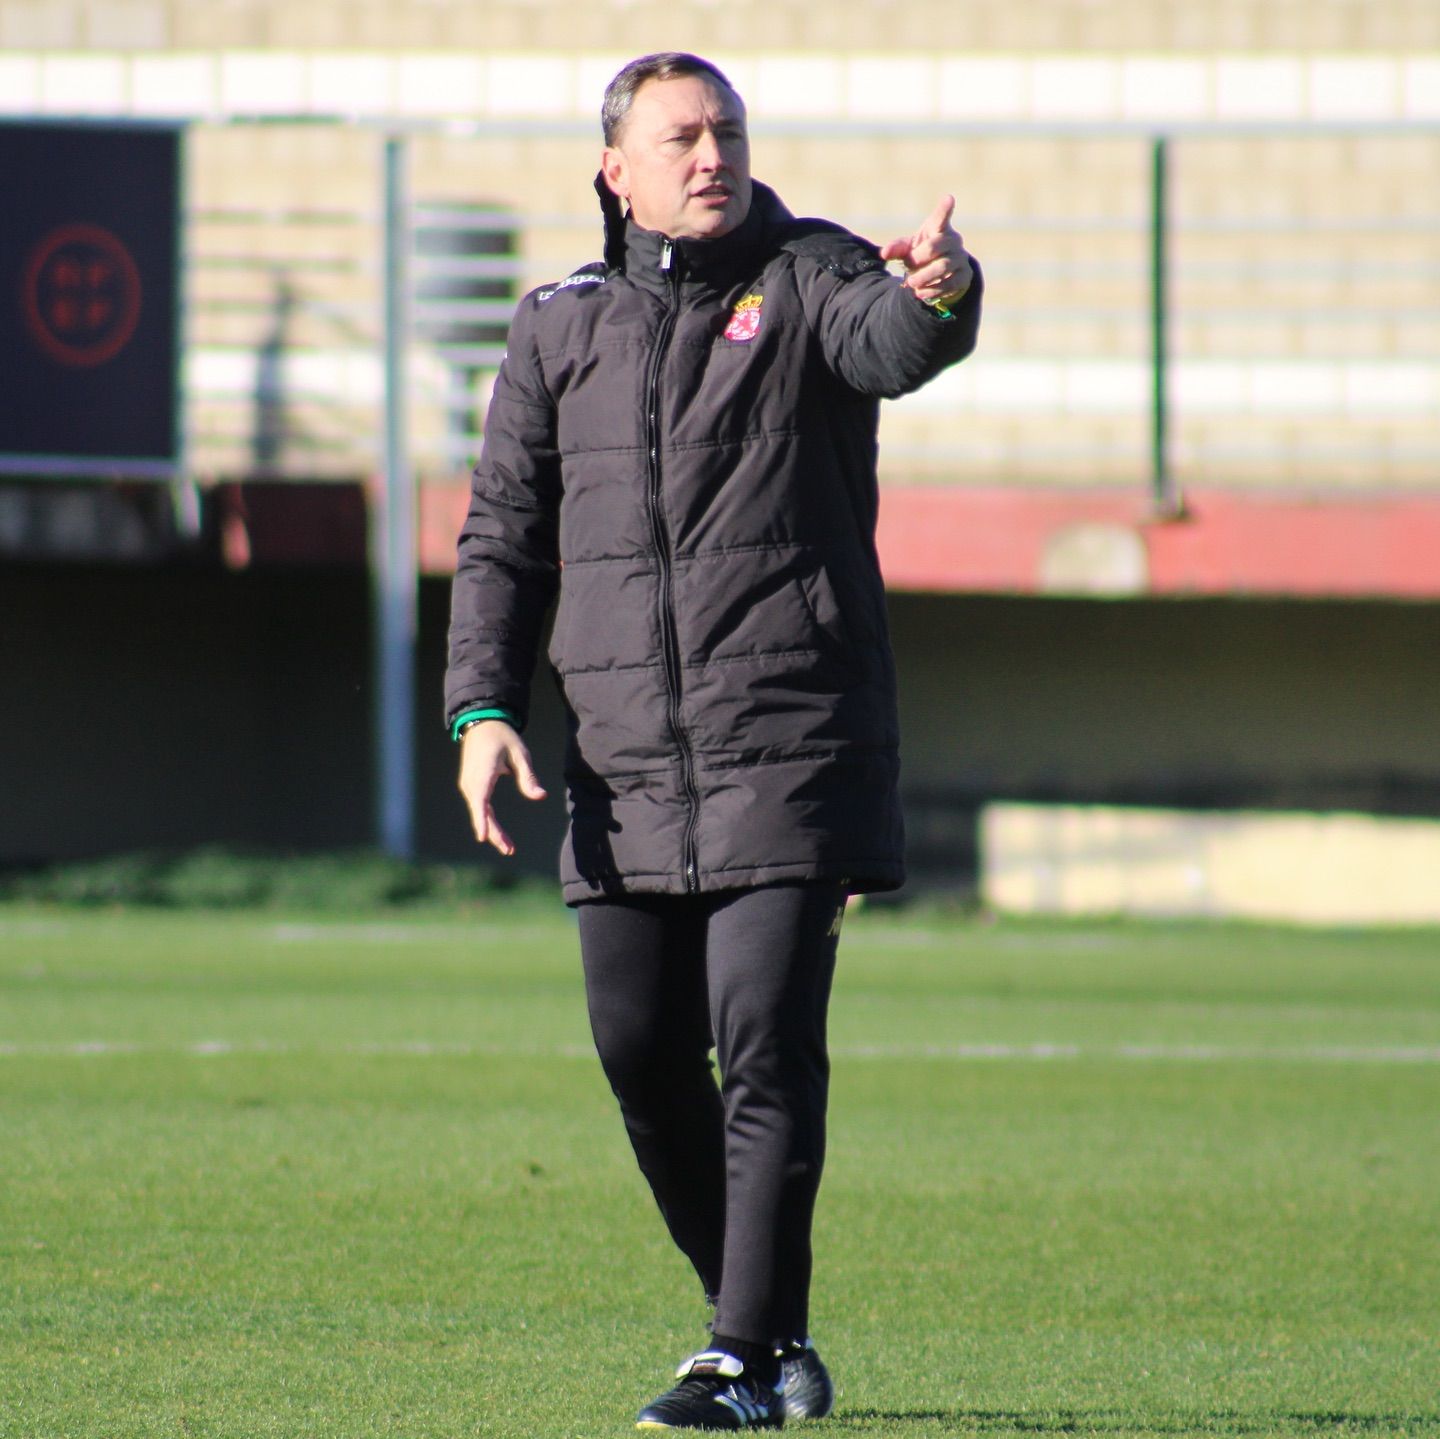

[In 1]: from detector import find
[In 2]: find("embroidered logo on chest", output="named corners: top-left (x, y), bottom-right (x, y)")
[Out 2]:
top-left (723, 293), bottom-right (764, 343)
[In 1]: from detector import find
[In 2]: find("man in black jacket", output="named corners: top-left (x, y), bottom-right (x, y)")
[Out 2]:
top-left (446, 52), bottom-right (981, 1431)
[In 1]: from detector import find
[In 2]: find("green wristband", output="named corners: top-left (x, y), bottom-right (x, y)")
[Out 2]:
top-left (450, 707), bottom-right (515, 742)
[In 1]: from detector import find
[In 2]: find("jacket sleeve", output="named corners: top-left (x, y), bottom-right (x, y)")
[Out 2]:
top-left (444, 295), bottom-right (562, 733)
top-left (793, 238), bottom-right (984, 401)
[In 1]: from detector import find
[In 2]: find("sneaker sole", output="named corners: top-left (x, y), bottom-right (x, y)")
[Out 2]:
top-left (637, 1419), bottom-right (782, 1432)
top-left (636, 1425), bottom-right (781, 1433)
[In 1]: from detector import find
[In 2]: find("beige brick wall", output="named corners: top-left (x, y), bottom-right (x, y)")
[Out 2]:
top-left (176, 121), bottom-right (1439, 486)
top-left (4, 0), bottom-right (1440, 54)
top-left (10, 1), bottom-right (1430, 486)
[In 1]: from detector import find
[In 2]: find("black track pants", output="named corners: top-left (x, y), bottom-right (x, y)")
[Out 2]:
top-left (577, 882), bottom-right (846, 1348)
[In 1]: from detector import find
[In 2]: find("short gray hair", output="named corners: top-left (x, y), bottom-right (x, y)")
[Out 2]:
top-left (601, 52), bottom-right (738, 146)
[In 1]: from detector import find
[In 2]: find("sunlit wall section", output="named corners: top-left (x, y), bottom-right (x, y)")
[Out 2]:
top-left (3, 2), bottom-right (1437, 497)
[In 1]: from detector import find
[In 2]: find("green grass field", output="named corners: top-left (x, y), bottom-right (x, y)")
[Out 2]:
top-left (3, 900), bottom-right (1438, 1438)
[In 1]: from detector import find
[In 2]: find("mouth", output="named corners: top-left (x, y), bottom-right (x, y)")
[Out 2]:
top-left (693, 185), bottom-right (732, 202)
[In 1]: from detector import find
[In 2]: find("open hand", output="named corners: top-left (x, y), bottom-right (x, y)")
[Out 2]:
top-left (880, 194), bottom-right (973, 308)
top-left (457, 720), bottom-right (547, 856)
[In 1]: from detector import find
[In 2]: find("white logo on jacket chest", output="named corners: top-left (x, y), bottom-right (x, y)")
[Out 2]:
top-left (536, 272), bottom-right (605, 302)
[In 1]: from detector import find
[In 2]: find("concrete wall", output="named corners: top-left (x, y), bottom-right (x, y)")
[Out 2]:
top-left (2, 563), bottom-right (374, 862)
top-left (173, 124), bottom-right (1440, 490)
top-left (6, 563), bottom-right (1439, 895)
top-left (171, 118), bottom-right (1440, 490)
top-left (892, 590), bottom-right (1440, 888)
top-left (9, 4), bottom-right (1437, 490)
top-left (895, 590), bottom-right (1440, 814)
top-left (0, 562), bottom-right (565, 869)
top-left (982, 803), bottom-right (1440, 925)
top-left (3, 0), bottom-right (1438, 54)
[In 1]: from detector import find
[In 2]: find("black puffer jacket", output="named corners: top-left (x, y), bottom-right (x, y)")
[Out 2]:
top-left (446, 179), bottom-right (982, 902)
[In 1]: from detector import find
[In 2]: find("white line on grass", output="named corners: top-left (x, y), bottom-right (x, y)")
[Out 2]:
top-left (843, 1042), bottom-right (1440, 1064)
top-left (0, 919), bottom-right (567, 945)
top-left (265, 921), bottom-right (571, 944)
top-left (0, 920), bottom-right (74, 937)
top-left (3, 1040), bottom-right (1440, 1064)
top-left (0, 1039), bottom-right (596, 1059)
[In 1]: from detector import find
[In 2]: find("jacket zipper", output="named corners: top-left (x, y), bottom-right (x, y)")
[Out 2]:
top-left (645, 239), bottom-right (702, 894)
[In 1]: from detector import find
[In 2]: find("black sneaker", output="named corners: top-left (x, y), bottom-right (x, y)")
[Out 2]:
top-left (636, 1350), bottom-right (784, 1430)
top-left (776, 1339), bottom-right (834, 1420)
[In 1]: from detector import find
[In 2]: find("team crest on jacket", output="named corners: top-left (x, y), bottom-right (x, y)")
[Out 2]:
top-left (723, 293), bottom-right (764, 343)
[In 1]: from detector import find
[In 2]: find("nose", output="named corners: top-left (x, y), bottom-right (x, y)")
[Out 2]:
top-left (695, 128), bottom-right (725, 172)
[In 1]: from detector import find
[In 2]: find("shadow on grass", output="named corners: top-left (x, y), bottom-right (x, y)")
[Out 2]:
top-left (828, 1410), bottom-right (1439, 1435)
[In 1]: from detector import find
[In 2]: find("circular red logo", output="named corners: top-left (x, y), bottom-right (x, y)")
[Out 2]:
top-left (21, 222), bottom-right (144, 368)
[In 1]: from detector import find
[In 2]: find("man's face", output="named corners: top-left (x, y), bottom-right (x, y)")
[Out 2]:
top-left (601, 74), bottom-right (752, 241)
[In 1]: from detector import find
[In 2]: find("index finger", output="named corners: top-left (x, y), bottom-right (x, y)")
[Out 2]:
top-left (922, 193), bottom-right (956, 237)
top-left (482, 802), bottom-right (515, 856)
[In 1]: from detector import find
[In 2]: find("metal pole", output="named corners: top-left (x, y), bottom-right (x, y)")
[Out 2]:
top-left (1150, 134), bottom-right (1178, 515)
top-left (375, 134), bottom-right (416, 858)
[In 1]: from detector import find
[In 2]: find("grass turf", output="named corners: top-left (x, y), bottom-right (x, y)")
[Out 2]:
top-left (2, 902), bottom-right (1438, 1438)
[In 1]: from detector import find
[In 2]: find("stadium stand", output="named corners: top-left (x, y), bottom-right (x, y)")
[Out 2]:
top-left (3, 0), bottom-right (1439, 916)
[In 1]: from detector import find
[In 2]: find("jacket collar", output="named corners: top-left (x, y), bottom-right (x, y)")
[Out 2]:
top-left (593, 174), bottom-right (794, 290)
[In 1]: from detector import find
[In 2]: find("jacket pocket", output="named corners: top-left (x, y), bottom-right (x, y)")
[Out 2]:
top-left (795, 563), bottom-right (860, 678)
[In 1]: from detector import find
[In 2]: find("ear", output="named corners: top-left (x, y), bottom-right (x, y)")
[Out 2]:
top-left (601, 145), bottom-right (630, 201)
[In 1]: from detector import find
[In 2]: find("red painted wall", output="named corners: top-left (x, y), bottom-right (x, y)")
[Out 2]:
top-left (419, 481), bottom-right (1440, 601)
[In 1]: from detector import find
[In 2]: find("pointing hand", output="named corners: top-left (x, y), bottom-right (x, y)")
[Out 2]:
top-left (880, 193), bottom-right (974, 308)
